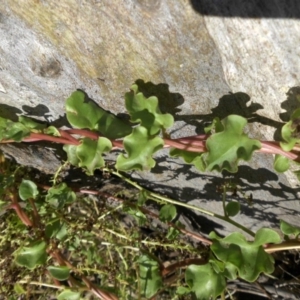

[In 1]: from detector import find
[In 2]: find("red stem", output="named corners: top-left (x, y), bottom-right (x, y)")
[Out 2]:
top-left (1, 128), bottom-right (300, 162)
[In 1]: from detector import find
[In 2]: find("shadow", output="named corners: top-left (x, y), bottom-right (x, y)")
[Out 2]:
top-left (0, 104), bottom-right (22, 121)
top-left (280, 86), bottom-right (300, 122)
top-left (135, 79), bottom-right (184, 116)
top-left (190, 0), bottom-right (300, 19)
top-left (173, 92), bottom-right (284, 139)
top-left (132, 161), bottom-right (300, 236)
top-left (1, 88), bottom-right (300, 238)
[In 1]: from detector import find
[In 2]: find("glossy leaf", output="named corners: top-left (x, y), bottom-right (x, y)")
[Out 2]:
top-left (76, 137), bottom-right (112, 175)
top-left (225, 201), bottom-right (240, 217)
top-left (46, 183), bottom-right (76, 208)
top-left (159, 204), bottom-right (176, 222)
top-left (185, 264), bottom-right (226, 300)
top-left (48, 266), bottom-right (70, 281)
top-left (169, 148), bottom-right (206, 171)
top-left (137, 254), bottom-right (163, 298)
top-left (280, 220), bottom-right (300, 237)
top-left (57, 289), bottom-right (81, 300)
top-left (14, 241), bottom-right (47, 269)
top-left (273, 154), bottom-right (290, 173)
top-left (209, 228), bottom-right (281, 282)
top-left (66, 91), bottom-right (132, 139)
top-left (125, 84), bottom-right (174, 135)
top-left (19, 179), bottom-right (39, 200)
top-left (116, 126), bottom-right (164, 171)
top-left (205, 115), bottom-right (261, 172)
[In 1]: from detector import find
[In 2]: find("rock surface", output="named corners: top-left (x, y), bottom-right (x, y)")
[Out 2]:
top-left (0, 0), bottom-right (300, 236)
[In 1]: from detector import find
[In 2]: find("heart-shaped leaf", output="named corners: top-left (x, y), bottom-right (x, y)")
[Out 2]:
top-left (280, 108), bottom-right (300, 151)
top-left (76, 137), bottom-right (112, 175)
top-left (205, 115), bottom-right (261, 172)
top-left (125, 84), bottom-right (174, 135)
top-left (273, 154), bottom-right (290, 173)
top-left (225, 201), bottom-right (240, 217)
top-left (46, 183), bottom-right (76, 208)
top-left (280, 220), bottom-right (300, 237)
top-left (116, 126), bottom-right (164, 171)
top-left (48, 266), bottom-right (70, 281)
top-left (66, 91), bottom-right (132, 139)
top-left (14, 241), bottom-right (47, 269)
top-left (169, 148), bottom-right (206, 171)
top-left (159, 204), bottom-right (177, 222)
top-left (209, 228), bottom-right (281, 282)
top-left (137, 254), bottom-right (163, 298)
top-left (185, 263), bottom-right (226, 300)
top-left (19, 179), bottom-right (39, 200)
top-left (57, 289), bottom-right (81, 300)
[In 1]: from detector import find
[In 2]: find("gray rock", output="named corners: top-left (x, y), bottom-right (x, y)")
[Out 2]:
top-left (0, 0), bottom-right (300, 236)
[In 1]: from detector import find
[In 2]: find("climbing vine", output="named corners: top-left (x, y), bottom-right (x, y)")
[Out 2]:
top-left (0, 84), bottom-right (300, 299)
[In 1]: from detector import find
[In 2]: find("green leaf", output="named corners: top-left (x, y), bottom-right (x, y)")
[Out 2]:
top-left (209, 229), bottom-right (281, 282)
top-left (0, 199), bottom-right (9, 212)
top-left (137, 254), bottom-right (163, 298)
top-left (66, 91), bottom-right (132, 139)
top-left (19, 179), bottom-right (39, 200)
top-left (169, 148), bottom-right (206, 171)
top-left (205, 117), bottom-right (224, 134)
top-left (185, 264), bottom-right (226, 300)
top-left (57, 289), bottom-right (81, 300)
top-left (116, 126), bottom-right (164, 171)
top-left (166, 226), bottom-right (180, 240)
top-left (44, 126), bottom-right (61, 136)
top-left (205, 115), bottom-right (261, 172)
top-left (274, 154), bottom-right (290, 173)
top-left (176, 286), bottom-right (191, 295)
top-left (63, 144), bottom-right (80, 167)
top-left (125, 84), bottom-right (174, 135)
top-left (0, 117), bottom-right (31, 142)
top-left (46, 183), bottom-right (76, 208)
top-left (280, 108), bottom-right (300, 151)
top-left (14, 283), bottom-right (25, 295)
top-left (125, 206), bottom-right (147, 226)
top-left (45, 218), bottom-right (68, 240)
top-left (159, 204), bottom-right (177, 222)
top-left (137, 190), bottom-right (149, 206)
top-left (280, 220), bottom-right (300, 237)
top-left (48, 266), bottom-right (70, 281)
top-left (18, 116), bottom-right (46, 131)
top-left (225, 201), bottom-right (240, 217)
top-left (76, 137), bottom-right (112, 175)
top-left (14, 241), bottom-right (47, 269)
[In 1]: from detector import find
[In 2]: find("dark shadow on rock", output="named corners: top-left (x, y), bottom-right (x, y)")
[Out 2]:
top-left (22, 104), bottom-right (51, 120)
top-left (0, 103), bottom-right (22, 121)
top-left (176, 92), bottom-right (284, 139)
top-left (132, 158), bottom-right (300, 237)
top-left (280, 86), bottom-right (300, 122)
top-left (190, 0), bottom-right (300, 19)
top-left (135, 79), bottom-right (184, 116)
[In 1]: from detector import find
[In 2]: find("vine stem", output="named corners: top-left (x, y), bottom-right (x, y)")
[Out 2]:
top-left (1, 128), bottom-right (300, 162)
top-left (105, 169), bottom-right (256, 237)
